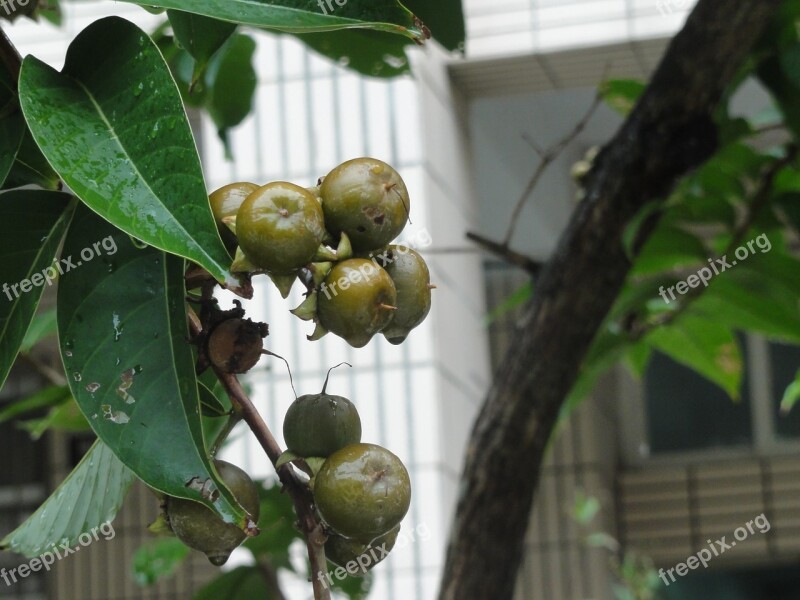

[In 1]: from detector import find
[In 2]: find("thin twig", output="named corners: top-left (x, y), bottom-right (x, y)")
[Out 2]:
top-left (187, 309), bottom-right (331, 600)
top-left (502, 93), bottom-right (603, 246)
top-left (466, 232), bottom-right (542, 275)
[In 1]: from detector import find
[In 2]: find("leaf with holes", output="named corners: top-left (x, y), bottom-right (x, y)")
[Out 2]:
top-left (57, 206), bottom-right (249, 526)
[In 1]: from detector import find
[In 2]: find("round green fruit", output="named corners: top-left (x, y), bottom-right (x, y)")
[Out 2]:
top-left (368, 245), bottom-right (432, 344)
top-left (325, 524), bottom-right (400, 574)
top-left (209, 182), bottom-right (258, 252)
top-left (284, 393), bottom-right (361, 458)
top-left (319, 158), bottom-right (410, 251)
top-left (317, 259), bottom-right (397, 348)
top-left (237, 182), bottom-right (326, 274)
top-left (167, 460), bottom-right (260, 566)
top-left (314, 443), bottom-right (411, 542)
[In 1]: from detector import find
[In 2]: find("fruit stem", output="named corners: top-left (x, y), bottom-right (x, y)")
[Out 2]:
top-left (188, 308), bottom-right (332, 600)
top-left (379, 303), bottom-right (398, 311)
top-left (321, 361), bottom-right (352, 394)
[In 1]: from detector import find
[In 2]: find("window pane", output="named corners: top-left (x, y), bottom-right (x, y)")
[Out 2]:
top-left (645, 346), bottom-right (752, 454)
top-left (769, 341), bottom-right (800, 439)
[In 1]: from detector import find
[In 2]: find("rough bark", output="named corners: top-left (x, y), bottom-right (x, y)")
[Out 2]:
top-left (439, 1), bottom-right (782, 598)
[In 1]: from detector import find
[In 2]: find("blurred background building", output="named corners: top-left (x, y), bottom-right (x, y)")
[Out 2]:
top-left (8, 1), bottom-right (800, 599)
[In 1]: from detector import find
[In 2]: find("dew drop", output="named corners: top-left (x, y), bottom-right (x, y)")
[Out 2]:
top-left (72, 372), bottom-right (82, 382)
top-left (134, 82), bottom-right (144, 97)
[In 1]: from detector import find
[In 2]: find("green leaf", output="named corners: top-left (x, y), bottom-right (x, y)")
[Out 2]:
top-left (630, 225), bottom-right (708, 277)
top-left (295, 28), bottom-right (411, 78)
top-left (133, 538), bottom-right (191, 586)
top-left (205, 34), bottom-right (257, 150)
top-left (2, 129), bottom-right (60, 190)
top-left (18, 17), bottom-right (235, 286)
top-left (646, 315), bottom-right (743, 399)
top-left (485, 281), bottom-right (532, 324)
top-left (167, 10), bottom-right (236, 74)
top-left (0, 190), bottom-right (73, 390)
top-left (193, 566), bottom-right (268, 600)
top-left (402, 0), bottom-right (464, 51)
top-left (572, 493), bottom-right (600, 525)
top-left (0, 440), bottom-right (135, 557)
top-left (122, 0), bottom-right (425, 41)
top-left (0, 115), bottom-right (24, 187)
top-left (758, 54), bottom-right (800, 137)
top-left (0, 385), bottom-right (70, 425)
top-left (20, 308), bottom-right (57, 352)
top-left (781, 371), bottom-right (800, 415)
top-left (18, 398), bottom-right (91, 440)
top-left (690, 254), bottom-right (800, 343)
top-left (57, 205), bottom-right (248, 526)
top-left (599, 79), bottom-right (646, 116)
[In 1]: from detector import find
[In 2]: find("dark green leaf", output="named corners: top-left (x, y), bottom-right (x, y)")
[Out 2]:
top-left (402, 0), bottom-right (464, 51)
top-left (58, 206), bottom-right (247, 525)
top-left (20, 308), bottom-right (57, 352)
top-left (0, 115), bottom-right (24, 187)
top-left (295, 28), bottom-right (411, 78)
top-left (18, 17), bottom-right (235, 285)
top-left (122, 0), bottom-right (425, 41)
top-left (600, 79), bottom-right (646, 116)
top-left (3, 129), bottom-right (60, 190)
top-left (0, 440), bottom-right (134, 557)
top-left (758, 55), bottom-right (800, 137)
top-left (645, 315), bottom-right (743, 399)
top-left (167, 9), bottom-right (236, 73)
top-left (205, 34), bottom-right (257, 149)
top-left (133, 538), bottom-right (191, 586)
top-left (0, 384), bottom-right (70, 425)
top-left (0, 190), bottom-right (73, 390)
top-left (193, 566), bottom-right (268, 600)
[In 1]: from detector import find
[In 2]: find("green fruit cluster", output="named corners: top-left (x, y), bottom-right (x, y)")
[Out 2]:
top-left (208, 157), bottom-right (434, 348)
top-left (281, 367), bottom-right (411, 575)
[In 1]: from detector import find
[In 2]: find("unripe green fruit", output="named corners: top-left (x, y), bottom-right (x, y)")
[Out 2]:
top-left (317, 259), bottom-right (397, 348)
top-left (325, 524), bottom-right (400, 574)
top-left (167, 460), bottom-right (260, 566)
top-left (367, 245), bottom-right (432, 344)
top-left (314, 443), bottom-right (411, 542)
top-left (284, 393), bottom-right (362, 458)
top-left (319, 158), bottom-right (410, 251)
top-left (209, 182), bottom-right (258, 253)
top-left (237, 182), bottom-right (326, 274)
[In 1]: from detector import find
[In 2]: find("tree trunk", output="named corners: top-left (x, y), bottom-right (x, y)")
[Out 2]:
top-left (439, 1), bottom-right (782, 598)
